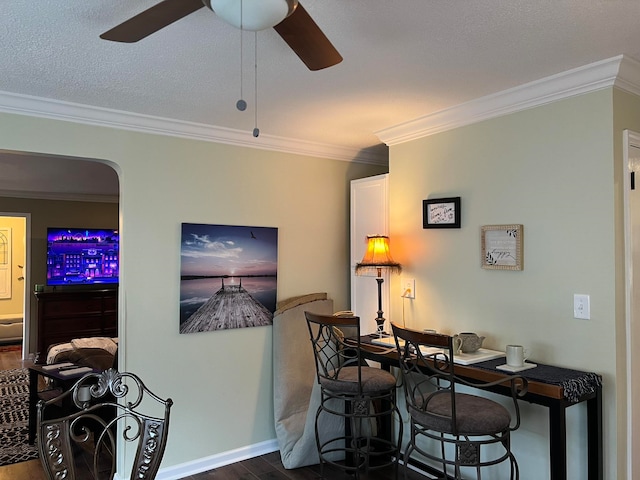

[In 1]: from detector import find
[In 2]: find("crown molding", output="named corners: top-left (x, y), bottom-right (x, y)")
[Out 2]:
top-left (0, 91), bottom-right (387, 166)
top-left (0, 189), bottom-right (118, 203)
top-left (3, 55), bottom-right (638, 159)
top-left (615, 55), bottom-right (640, 97)
top-left (376, 54), bottom-right (640, 146)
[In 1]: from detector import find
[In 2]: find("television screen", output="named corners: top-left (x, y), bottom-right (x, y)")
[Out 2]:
top-left (46, 228), bottom-right (119, 286)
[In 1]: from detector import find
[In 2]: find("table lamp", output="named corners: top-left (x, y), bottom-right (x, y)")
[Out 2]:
top-left (355, 235), bottom-right (402, 337)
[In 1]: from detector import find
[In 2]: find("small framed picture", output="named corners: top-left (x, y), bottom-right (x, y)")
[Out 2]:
top-left (481, 224), bottom-right (523, 270)
top-left (423, 197), bottom-right (461, 229)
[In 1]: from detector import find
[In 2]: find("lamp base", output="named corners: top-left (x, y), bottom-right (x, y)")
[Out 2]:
top-left (375, 317), bottom-right (387, 338)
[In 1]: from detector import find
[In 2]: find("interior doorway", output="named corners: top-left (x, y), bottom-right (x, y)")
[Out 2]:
top-left (0, 214), bottom-right (29, 358)
top-left (0, 151), bottom-right (120, 361)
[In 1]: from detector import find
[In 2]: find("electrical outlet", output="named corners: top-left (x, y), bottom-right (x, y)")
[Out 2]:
top-left (573, 294), bottom-right (590, 320)
top-left (402, 278), bottom-right (415, 299)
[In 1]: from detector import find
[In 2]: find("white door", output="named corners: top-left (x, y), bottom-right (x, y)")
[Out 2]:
top-left (350, 174), bottom-right (389, 334)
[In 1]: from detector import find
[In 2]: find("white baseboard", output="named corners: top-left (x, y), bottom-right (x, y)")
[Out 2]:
top-left (109, 439), bottom-right (438, 480)
top-left (146, 439), bottom-right (280, 480)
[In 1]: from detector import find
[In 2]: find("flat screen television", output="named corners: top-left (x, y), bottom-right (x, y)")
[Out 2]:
top-left (46, 228), bottom-right (119, 286)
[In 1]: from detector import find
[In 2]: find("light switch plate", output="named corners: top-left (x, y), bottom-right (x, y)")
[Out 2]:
top-left (402, 278), bottom-right (415, 299)
top-left (573, 294), bottom-right (590, 320)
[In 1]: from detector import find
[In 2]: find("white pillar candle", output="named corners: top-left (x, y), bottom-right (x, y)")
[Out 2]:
top-left (78, 385), bottom-right (91, 402)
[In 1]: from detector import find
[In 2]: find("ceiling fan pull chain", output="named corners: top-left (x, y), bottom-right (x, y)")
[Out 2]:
top-left (236, 0), bottom-right (247, 111)
top-left (253, 30), bottom-right (260, 138)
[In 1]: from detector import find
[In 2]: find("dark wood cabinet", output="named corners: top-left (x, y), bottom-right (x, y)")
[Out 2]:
top-left (35, 289), bottom-right (118, 356)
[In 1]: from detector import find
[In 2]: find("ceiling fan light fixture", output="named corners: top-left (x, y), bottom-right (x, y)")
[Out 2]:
top-left (208, 0), bottom-right (297, 31)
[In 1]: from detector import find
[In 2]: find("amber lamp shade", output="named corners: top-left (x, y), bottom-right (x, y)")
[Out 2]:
top-left (355, 235), bottom-right (401, 336)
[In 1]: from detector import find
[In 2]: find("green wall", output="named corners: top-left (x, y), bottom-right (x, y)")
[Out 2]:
top-left (388, 88), bottom-right (628, 479)
top-left (0, 111), bottom-right (385, 472)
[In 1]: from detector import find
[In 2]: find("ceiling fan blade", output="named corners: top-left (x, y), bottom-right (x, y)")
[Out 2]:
top-left (273, 3), bottom-right (342, 71)
top-left (100, 0), bottom-right (205, 43)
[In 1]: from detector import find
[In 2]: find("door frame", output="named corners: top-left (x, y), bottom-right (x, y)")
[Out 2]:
top-left (623, 129), bottom-right (640, 480)
top-left (0, 212), bottom-right (31, 357)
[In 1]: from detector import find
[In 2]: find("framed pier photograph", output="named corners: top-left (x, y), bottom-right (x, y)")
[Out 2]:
top-left (179, 223), bottom-right (278, 334)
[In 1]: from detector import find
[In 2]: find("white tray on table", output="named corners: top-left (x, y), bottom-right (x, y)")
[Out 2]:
top-left (369, 337), bottom-right (504, 365)
top-left (370, 336), bottom-right (402, 348)
top-left (451, 348), bottom-right (505, 365)
top-left (414, 347), bottom-right (506, 365)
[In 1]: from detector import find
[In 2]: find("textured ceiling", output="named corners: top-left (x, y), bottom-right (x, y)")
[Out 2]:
top-left (2, 0), bottom-right (640, 196)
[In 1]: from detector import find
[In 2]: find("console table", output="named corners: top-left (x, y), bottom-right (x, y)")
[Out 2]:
top-left (354, 336), bottom-right (603, 480)
top-left (35, 289), bottom-right (117, 356)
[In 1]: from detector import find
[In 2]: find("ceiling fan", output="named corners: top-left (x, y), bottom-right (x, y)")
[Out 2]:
top-left (100, 0), bottom-right (343, 71)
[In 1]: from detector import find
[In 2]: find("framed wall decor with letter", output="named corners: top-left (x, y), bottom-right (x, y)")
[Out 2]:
top-left (481, 224), bottom-right (523, 270)
top-left (423, 197), bottom-right (461, 229)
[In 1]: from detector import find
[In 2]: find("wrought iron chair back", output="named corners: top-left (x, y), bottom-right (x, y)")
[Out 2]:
top-left (306, 313), bottom-right (364, 392)
top-left (37, 368), bottom-right (173, 480)
top-left (391, 323), bottom-right (528, 480)
top-left (394, 325), bottom-right (461, 433)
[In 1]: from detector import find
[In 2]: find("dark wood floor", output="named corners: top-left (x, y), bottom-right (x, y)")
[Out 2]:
top-left (1, 451), bottom-right (433, 480)
top-left (0, 343), bottom-right (23, 370)
top-left (0, 346), bottom-right (434, 480)
top-left (182, 451), bottom-right (432, 479)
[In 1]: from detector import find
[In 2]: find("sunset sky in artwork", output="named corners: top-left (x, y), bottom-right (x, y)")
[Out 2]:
top-left (180, 223), bottom-right (278, 277)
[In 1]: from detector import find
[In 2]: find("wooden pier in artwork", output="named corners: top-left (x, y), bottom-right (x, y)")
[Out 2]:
top-left (180, 284), bottom-right (273, 333)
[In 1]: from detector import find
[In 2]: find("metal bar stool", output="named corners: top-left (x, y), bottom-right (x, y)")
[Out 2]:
top-left (305, 311), bottom-right (402, 478)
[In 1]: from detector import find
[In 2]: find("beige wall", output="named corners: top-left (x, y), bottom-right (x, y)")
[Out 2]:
top-left (0, 215), bottom-right (26, 318)
top-left (0, 111), bottom-right (385, 470)
top-left (387, 87), bottom-right (640, 479)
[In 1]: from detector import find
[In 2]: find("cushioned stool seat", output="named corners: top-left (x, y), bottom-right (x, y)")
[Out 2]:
top-left (410, 392), bottom-right (512, 435)
top-left (321, 366), bottom-right (398, 394)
